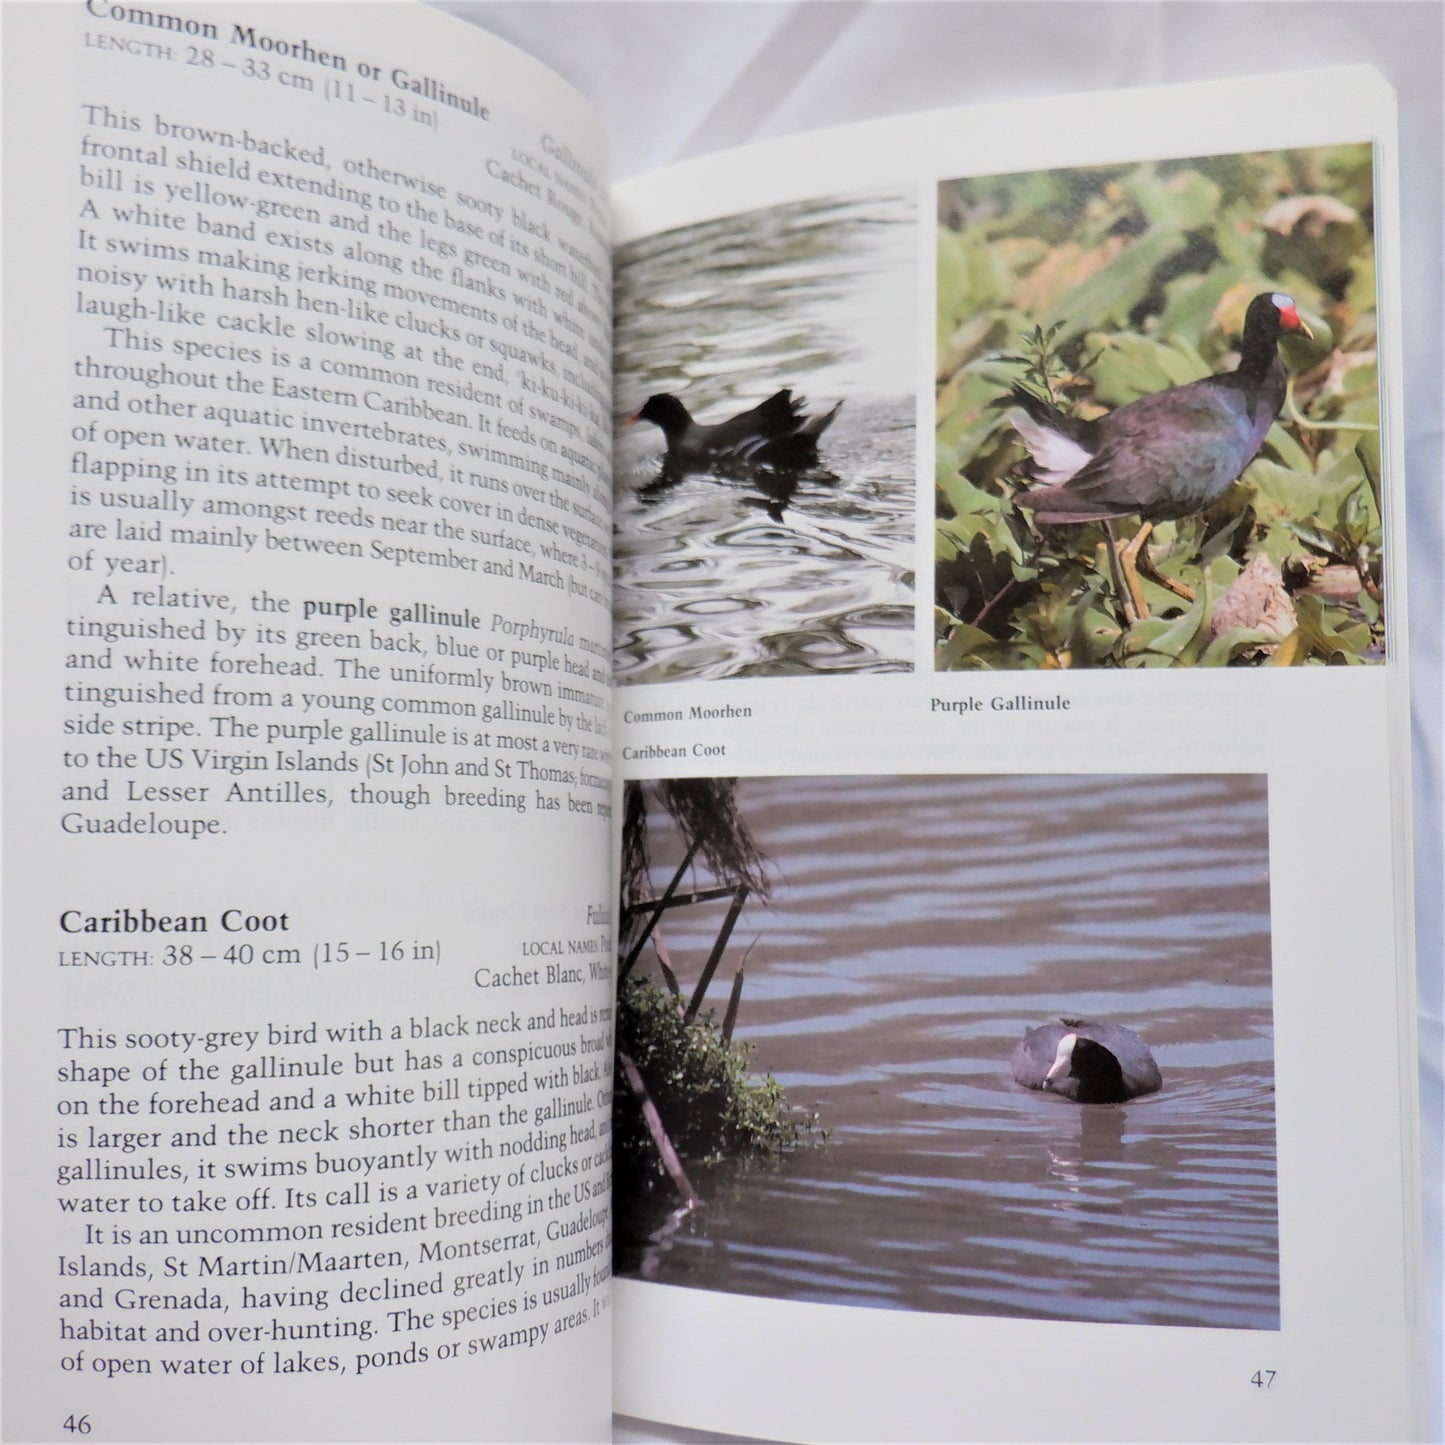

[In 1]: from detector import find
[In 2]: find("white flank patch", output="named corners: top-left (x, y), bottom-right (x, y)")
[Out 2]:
top-left (1009, 409), bottom-right (1092, 483)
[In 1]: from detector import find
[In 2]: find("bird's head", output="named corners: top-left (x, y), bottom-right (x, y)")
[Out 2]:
top-left (1045, 1032), bottom-right (1128, 1102)
top-left (1253, 290), bottom-right (1314, 341)
top-left (1044, 1031), bottom-right (1080, 1086)
top-left (629, 394), bottom-right (689, 432)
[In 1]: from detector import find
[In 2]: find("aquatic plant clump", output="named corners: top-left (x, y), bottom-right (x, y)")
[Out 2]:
top-left (614, 976), bottom-right (816, 1182)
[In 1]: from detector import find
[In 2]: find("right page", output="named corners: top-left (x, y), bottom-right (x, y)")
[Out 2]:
top-left (607, 67), bottom-right (1421, 1442)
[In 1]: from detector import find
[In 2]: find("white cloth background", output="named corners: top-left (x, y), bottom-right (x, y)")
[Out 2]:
top-left (437, 5), bottom-right (1443, 1439)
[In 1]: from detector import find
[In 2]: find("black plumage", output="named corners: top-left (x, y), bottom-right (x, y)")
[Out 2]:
top-left (1011, 1019), bottom-right (1161, 1104)
top-left (630, 388), bottom-right (841, 471)
top-left (1009, 291), bottom-right (1312, 525)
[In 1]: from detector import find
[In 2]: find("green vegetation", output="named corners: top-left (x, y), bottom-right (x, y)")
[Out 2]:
top-left (615, 976), bottom-right (817, 1183)
top-left (935, 145), bottom-right (1383, 669)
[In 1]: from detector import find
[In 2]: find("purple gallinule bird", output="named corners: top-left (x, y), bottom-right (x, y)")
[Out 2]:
top-left (630, 388), bottom-right (842, 472)
top-left (1011, 1018), bottom-right (1162, 1104)
top-left (1007, 291), bottom-right (1313, 619)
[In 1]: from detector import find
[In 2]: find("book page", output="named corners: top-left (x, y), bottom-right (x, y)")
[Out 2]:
top-left (3, 4), bottom-right (614, 1440)
top-left (607, 69), bottom-right (1421, 1442)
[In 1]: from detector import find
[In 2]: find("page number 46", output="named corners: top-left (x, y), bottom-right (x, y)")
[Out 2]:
top-left (1250, 1370), bottom-right (1277, 1389)
top-left (62, 1418), bottom-right (91, 1435)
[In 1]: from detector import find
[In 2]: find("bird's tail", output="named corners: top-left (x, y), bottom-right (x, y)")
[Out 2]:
top-left (798, 399), bottom-right (842, 440)
top-left (1000, 384), bottom-right (1095, 488)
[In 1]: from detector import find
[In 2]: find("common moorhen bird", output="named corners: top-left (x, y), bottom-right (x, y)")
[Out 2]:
top-left (630, 388), bottom-right (842, 471)
top-left (1011, 1019), bottom-right (1162, 1104)
top-left (1006, 291), bottom-right (1313, 618)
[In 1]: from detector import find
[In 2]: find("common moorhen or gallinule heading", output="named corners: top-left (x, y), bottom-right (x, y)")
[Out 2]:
top-left (1011, 1018), bottom-right (1162, 1104)
top-left (630, 388), bottom-right (842, 470)
top-left (1006, 291), bottom-right (1313, 619)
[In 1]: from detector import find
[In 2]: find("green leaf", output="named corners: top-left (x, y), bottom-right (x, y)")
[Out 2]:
top-left (937, 622), bottom-right (995, 667)
top-left (1292, 593), bottom-right (1367, 663)
top-left (1127, 581), bottom-right (1212, 664)
top-left (1089, 332), bottom-right (1207, 405)
top-left (1121, 616), bottom-right (1176, 651)
top-left (937, 226), bottom-right (1011, 331)
top-left (1337, 480), bottom-right (1371, 546)
top-left (1345, 252), bottom-right (1377, 320)
top-left (936, 368), bottom-right (1015, 455)
top-left (1316, 447), bottom-right (1369, 490)
top-left (1199, 626), bottom-right (1282, 667)
top-left (938, 312), bottom-right (1015, 378)
top-left (1208, 198), bottom-right (1268, 272)
top-left (1158, 268), bottom-right (1237, 346)
top-left (1248, 459), bottom-right (1330, 528)
top-left (1044, 225), bottom-right (1187, 341)
top-left (1356, 432), bottom-right (1382, 512)
top-left (939, 470), bottom-right (1009, 520)
top-left (1263, 420), bottom-right (1313, 474)
top-left (1283, 518), bottom-right (1349, 561)
top-left (1123, 165), bottom-right (1221, 231)
top-left (1267, 629), bottom-right (1309, 667)
top-left (937, 516), bottom-right (989, 553)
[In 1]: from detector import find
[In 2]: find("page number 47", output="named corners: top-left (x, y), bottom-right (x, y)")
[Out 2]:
top-left (1250, 1370), bottom-right (1277, 1389)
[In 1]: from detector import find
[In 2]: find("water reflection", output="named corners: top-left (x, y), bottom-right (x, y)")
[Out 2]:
top-left (616, 773), bottom-right (1279, 1330)
top-left (636, 459), bottom-right (827, 526)
top-left (613, 194), bottom-right (916, 683)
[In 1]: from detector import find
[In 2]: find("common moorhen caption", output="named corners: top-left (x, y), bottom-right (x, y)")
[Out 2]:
top-left (630, 388), bottom-right (842, 471)
top-left (1011, 1018), bottom-right (1162, 1104)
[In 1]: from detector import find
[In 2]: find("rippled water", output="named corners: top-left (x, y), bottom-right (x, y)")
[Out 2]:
top-left (613, 194), bottom-right (917, 683)
top-left (616, 773), bottom-right (1279, 1330)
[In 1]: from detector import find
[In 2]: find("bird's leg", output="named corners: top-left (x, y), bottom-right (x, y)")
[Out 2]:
top-left (1100, 521), bottom-right (1139, 627)
top-left (1124, 522), bottom-right (1196, 604)
top-left (1117, 522), bottom-right (1153, 620)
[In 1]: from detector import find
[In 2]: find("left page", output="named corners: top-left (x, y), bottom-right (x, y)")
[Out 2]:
top-left (3, 5), bottom-right (614, 1441)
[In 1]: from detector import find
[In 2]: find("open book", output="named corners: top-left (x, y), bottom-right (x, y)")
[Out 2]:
top-left (3, 4), bottom-right (1424, 1440)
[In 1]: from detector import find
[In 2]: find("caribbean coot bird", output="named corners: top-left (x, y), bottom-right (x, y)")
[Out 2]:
top-left (630, 388), bottom-right (842, 471)
top-left (1011, 1019), bottom-right (1161, 1104)
top-left (1007, 291), bottom-right (1313, 617)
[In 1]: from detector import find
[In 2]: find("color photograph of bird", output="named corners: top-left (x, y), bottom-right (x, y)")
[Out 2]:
top-left (613, 191), bottom-right (916, 685)
top-left (1009, 291), bottom-right (1312, 623)
top-left (630, 388), bottom-right (843, 476)
top-left (613, 770), bottom-right (1278, 1330)
top-left (935, 145), bottom-right (1384, 669)
top-left (1011, 1019), bottom-right (1163, 1104)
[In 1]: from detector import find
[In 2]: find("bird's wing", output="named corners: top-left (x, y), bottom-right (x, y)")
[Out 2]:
top-left (1077, 1021), bottom-right (1161, 1095)
top-left (1049, 383), bottom-right (1256, 518)
top-left (679, 390), bottom-right (794, 458)
top-left (705, 389), bottom-right (801, 450)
